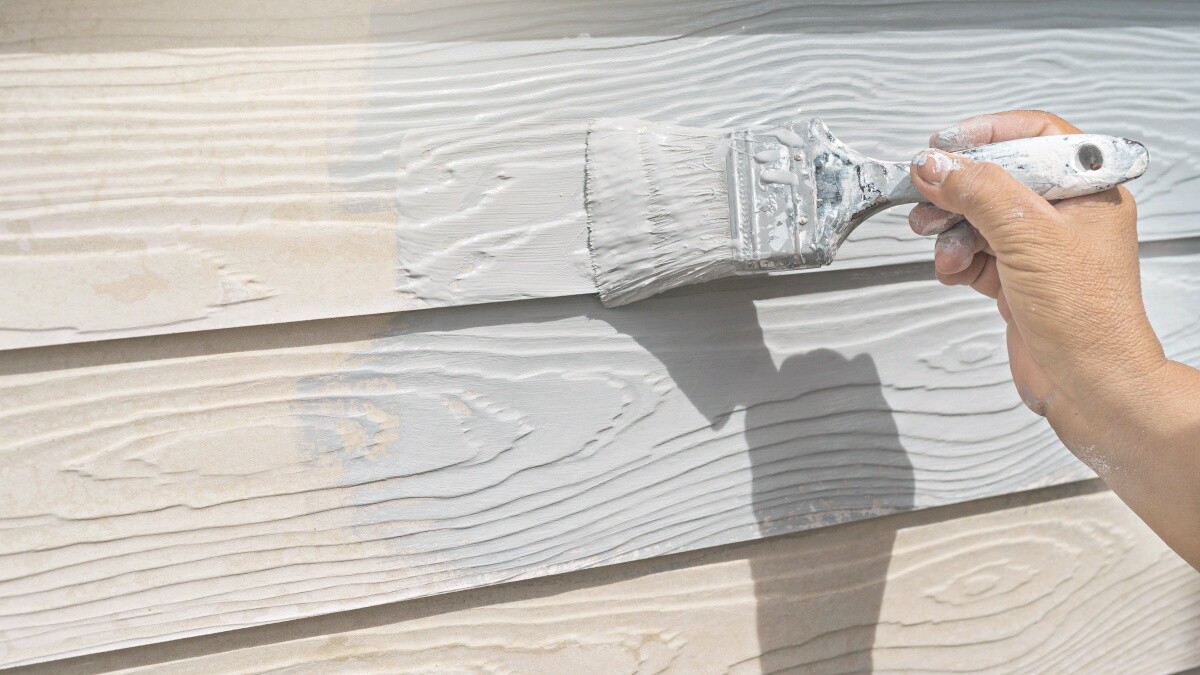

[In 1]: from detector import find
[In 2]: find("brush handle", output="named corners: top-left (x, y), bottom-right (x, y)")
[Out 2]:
top-left (727, 118), bottom-right (1149, 278)
top-left (883, 133), bottom-right (1149, 205)
top-left (799, 118), bottom-right (1151, 268)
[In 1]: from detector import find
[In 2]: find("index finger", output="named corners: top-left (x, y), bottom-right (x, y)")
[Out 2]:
top-left (930, 110), bottom-right (1084, 151)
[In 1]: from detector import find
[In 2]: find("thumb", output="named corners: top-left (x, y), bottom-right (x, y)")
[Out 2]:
top-left (910, 149), bottom-right (1072, 258)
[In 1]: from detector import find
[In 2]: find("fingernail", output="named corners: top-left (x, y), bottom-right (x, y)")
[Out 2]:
top-left (912, 149), bottom-right (958, 186)
top-left (931, 125), bottom-right (969, 151)
top-left (931, 115), bottom-right (992, 151)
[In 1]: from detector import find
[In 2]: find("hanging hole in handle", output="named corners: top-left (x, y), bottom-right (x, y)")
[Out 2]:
top-left (1077, 143), bottom-right (1104, 171)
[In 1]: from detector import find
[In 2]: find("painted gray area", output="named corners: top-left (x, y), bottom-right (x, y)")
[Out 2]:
top-left (1, 254), bottom-right (1197, 666)
top-left (371, 24), bottom-right (1200, 304)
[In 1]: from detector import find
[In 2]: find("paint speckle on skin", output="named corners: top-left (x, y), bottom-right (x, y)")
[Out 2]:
top-left (935, 222), bottom-right (976, 273)
top-left (1070, 442), bottom-right (1120, 480)
top-left (910, 205), bottom-right (963, 236)
top-left (933, 115), bottom-right (997, 152)
top-left (936, 153), bottom-right (962, 174)
top-left (913, 149), bottom-right (960, 176)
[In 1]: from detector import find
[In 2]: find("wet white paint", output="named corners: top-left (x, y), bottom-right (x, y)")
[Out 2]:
top-left (958, 135), bottom-right (1150, 201)
top-left (761, 169), bottom-right (802, 186)
top-left (585, 118), bottom-right (737, 307)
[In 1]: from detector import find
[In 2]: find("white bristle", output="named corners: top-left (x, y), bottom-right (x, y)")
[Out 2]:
top-left (585, 118), bottom-right (736, 307)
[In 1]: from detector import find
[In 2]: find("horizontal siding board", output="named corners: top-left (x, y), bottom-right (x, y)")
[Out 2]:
top-left (5, 0), bottom-right (1200, 51)
top-left (2, 2), bottom-right (1200, 347)
top-left (0, 253), bottom-right (1196, 667)
top-left (13, 490), bottom-right (1200, 674)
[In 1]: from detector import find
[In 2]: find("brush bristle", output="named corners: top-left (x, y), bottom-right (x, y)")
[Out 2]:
top-left (585, 118), bottom-right (736, 307)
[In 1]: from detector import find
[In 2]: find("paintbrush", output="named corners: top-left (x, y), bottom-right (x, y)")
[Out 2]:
top-left (585, 117), bottom-right (1149, 307)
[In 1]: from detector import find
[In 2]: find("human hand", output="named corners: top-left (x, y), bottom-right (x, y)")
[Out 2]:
top-left (906, 111), bottom-right (1166, 435)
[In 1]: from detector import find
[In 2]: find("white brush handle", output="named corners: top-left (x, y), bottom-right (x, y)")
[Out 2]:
top-left (885, 133), bottom-right (1149, 204)
top-left (811, 123), bottom-right (1151, 263)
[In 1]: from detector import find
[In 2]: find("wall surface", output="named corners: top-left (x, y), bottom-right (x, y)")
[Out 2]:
top-left (3, 0), bottom-right (1200, 348)
top-left (1, 0), bottom-right (1198, 671)
top-left (10, 487), bottom-right (1200, 674)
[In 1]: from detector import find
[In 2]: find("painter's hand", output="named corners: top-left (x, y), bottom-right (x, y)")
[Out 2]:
top-left (906, 110), bottom-right (1165, 428)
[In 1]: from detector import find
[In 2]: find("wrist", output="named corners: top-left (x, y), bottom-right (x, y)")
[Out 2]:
top-left (1048, 356), bottom-right (1194, 465)
top-left (1059, 313), bottom-right (1167, 420)
top-left (1137, 361), bottom-right (1200, 445)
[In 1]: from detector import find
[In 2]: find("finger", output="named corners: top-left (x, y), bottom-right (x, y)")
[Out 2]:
top-left (935, 252), bottom-right (1000, 299)
top-left (970, 254), bottom-right (1002, 299)
top-left (909, 202), bottom-right (963, 236)
top-left (930, 110), bottom-right (1084, 151)
top-left (934, 222), bottom-right (986, 275)
top-left (934, 249), bottom-right (984, 287)
top-left (910, 150), bottom-right (1072, 258)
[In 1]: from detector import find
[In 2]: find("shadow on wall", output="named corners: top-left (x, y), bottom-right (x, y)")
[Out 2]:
top-left (5, 273), bottom-right (915, 674)
top-left (747, 350), bottom-right (911, 672)
top-left (593, 277), bottom-right (915, 672)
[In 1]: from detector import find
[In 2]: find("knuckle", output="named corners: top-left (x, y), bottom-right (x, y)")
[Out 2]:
top-left (1022, 109), bottom-right (1081, 135)
top-left (1115, 186), bottom-right (1138, 224)
top-left (934, 268), bottom-right (963, 286)
top-left (953, 162), bottom-right (1010, 209)
top-left (1028, 108), bottom-right (1063, 124)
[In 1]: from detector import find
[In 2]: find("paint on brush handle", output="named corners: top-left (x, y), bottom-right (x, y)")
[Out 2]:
top-left (954, 134), bottom-right (1148, 201)
top-left (585, 116), bottom-right (1149, 308)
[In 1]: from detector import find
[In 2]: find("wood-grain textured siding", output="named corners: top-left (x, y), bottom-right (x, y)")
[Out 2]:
top-left (2, 0), bottom-right (1199, 347)
top-left (11, 489), bottom-right (1200, 674)
top-left (2, 253), bottom-right (1196, 667)
top-left (4, 1), bottom-right (1200, 670)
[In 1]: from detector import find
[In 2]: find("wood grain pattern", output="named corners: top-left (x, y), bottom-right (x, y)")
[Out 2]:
top-left (6, 0), bottom-right (1200, 51)
top-left (15, 490), bottom-right (1200, 674)
top-left (1, 254), bottom-right (1196, 667)
top-left (2, 1), bottom-right (1199, 347)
